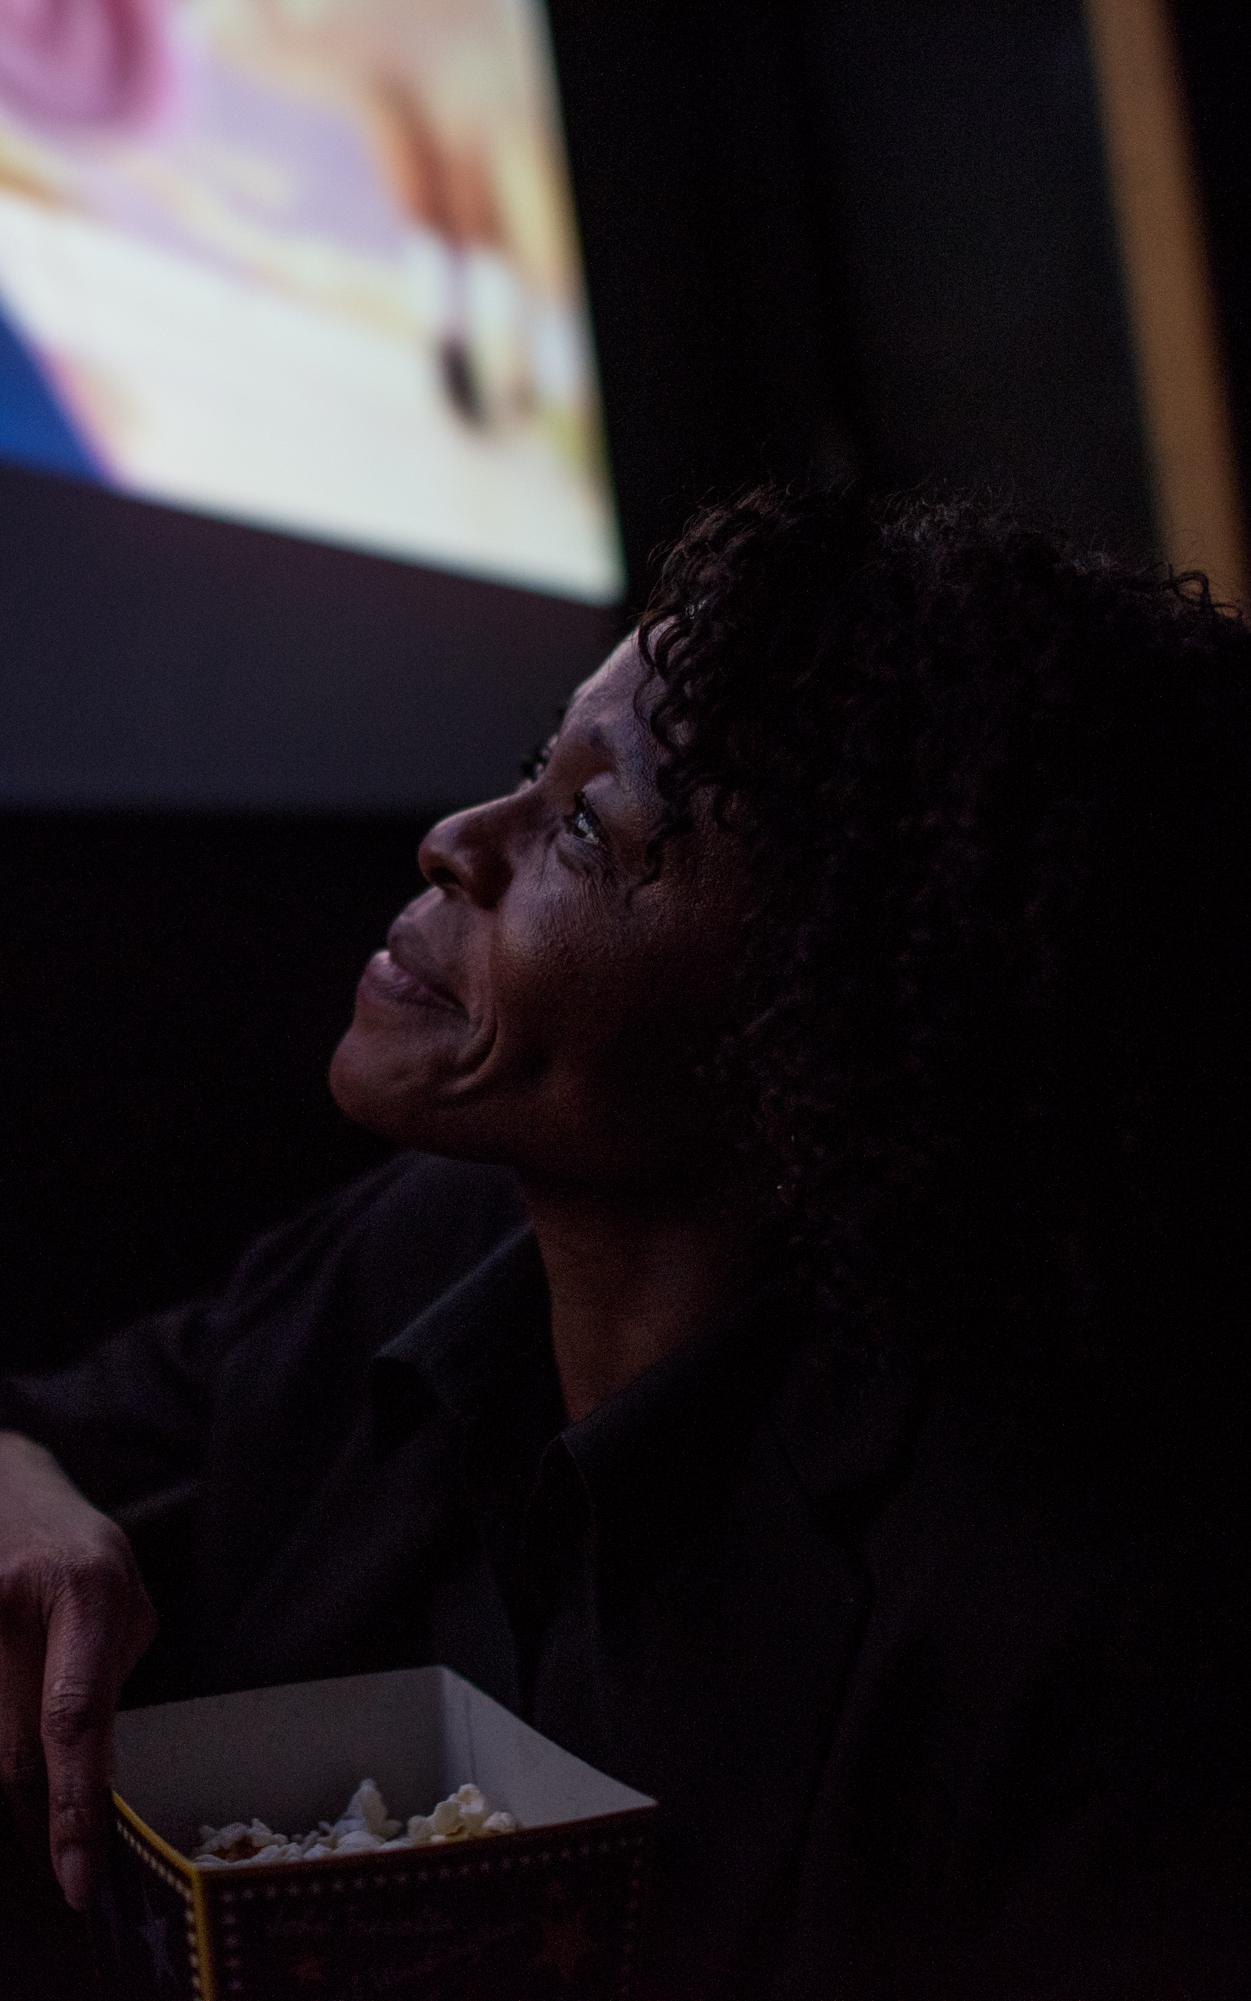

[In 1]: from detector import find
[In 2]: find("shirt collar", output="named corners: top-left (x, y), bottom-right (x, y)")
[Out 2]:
top-left (368, 1223), bottom-right (552, 1452)
top-left (556, 1269), bottom-right (799, 1548)
top-left (369, 1219), bottom-right (922, 1525)
top-left (368, 1223), bottom-right (792, 1523)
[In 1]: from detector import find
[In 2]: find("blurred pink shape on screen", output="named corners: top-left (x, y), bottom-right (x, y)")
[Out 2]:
top-left (0, 0), bottom-right (182, 131)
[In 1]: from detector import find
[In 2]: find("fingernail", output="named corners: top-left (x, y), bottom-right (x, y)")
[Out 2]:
top-left (59, 1845), bottom-right (96, 1911)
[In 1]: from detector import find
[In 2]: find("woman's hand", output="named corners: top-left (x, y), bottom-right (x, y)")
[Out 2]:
top-left (0, 1430), bottom-right (158, 1911)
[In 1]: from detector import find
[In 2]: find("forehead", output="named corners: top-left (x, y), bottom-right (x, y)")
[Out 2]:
top-left (563, 632), bottom-right (652, 737)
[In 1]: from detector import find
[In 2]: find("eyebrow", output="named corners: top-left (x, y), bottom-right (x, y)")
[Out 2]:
top-left (581, 718), bottom-right (651, 808)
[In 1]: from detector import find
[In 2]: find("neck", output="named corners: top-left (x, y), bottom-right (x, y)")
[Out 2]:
top-left (518, 1173), bottom-right (760, 1423)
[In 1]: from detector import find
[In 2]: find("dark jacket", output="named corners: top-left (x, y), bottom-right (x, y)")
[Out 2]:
top-left (0, 1152), bottom-right (1243, 1999)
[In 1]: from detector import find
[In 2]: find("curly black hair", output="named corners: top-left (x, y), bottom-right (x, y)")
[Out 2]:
top-left (634, 482), bottom-right (1251, 1420)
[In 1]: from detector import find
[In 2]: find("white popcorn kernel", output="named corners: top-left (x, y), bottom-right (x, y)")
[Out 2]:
top-left (345, 1779), bottom-right (389, 1836)
top-left (185, 1777), bottom-right (520, 1871)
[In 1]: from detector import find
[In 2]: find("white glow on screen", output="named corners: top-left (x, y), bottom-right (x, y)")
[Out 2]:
top-left (0, 0), bottom-right (622, 603)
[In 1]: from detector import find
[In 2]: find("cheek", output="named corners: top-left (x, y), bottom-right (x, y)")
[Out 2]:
top-left (490, 901), bottom-right (623, 1056)
top-left (494, 893), bottom-right (730, 1090)
top-left (328, 1006), bottom-right (459, 1130)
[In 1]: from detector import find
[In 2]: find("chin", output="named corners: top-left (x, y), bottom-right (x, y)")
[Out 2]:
top-left (326, 1027), bottom-right (483, 1157)
top-left (327, 1030), bottom-right (407, 1141)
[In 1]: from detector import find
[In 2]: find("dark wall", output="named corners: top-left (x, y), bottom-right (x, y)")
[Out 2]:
top-left (544, 0), bottom-right (859, 587)
top-left (0, 814), bottom-right (409, 1364)
top-left (549, 0), bottom-right (1158, 589)
top-left (807, 0), bottom-right (1155, 555)
top-left (4, 2), bottom-right (1239, 1373)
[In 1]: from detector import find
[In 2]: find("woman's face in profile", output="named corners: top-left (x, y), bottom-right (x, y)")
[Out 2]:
top-left (330, 633), bottom-right (747, 1193)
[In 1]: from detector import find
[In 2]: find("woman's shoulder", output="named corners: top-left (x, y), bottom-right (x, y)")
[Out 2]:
top-left (337, 1149), bottom-right (529, 1297)
top-left (209, 1151), bottom-right (529, 1354)
top-left (330, 1149), bottom-right (526, 1241)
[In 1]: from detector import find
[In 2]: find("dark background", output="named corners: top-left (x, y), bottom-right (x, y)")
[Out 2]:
top-left (2, 1), bottom-right (1246, 1368)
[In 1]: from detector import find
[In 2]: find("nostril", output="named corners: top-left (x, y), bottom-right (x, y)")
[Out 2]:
top-left (416, 813), bottom-right (466, 891)
top-left (418, 854), bottom-right (458, 891)
top-left (418, 798), bottom-right (514, 910)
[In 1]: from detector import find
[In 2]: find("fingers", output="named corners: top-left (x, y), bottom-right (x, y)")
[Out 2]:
top-left (41, 1569), bottom-right (128, 1910)
top-left (0, 1595), bottom-right (49, 1865)
top-left (0, 1496), bottom-right (159, 1914)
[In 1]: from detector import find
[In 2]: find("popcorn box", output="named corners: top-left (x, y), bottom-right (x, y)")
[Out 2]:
top-left (98, 1664), bottom-right (656, 2001)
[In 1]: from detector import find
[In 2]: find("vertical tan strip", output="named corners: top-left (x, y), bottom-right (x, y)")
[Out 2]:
top-left (189, 1868), bottom-right (218, 2001)
top-left (1084, 0), bottom-right (1247, 602)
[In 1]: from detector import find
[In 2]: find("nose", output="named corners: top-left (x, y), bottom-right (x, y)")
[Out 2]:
top-left (417, 796), bottom-right (512, 906)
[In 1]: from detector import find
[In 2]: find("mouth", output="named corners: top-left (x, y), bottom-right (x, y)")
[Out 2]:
top-left (368, 925), bottom-right (466, 1016)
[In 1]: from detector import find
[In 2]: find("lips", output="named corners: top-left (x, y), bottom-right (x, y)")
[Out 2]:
top-left (382, 924), bottom-right (465, 1014)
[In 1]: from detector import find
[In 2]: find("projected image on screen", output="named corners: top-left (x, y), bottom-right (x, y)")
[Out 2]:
top-left (0, 0), bottom-right (621, 603)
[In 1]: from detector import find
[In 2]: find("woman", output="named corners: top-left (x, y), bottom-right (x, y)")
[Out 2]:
top-left (1, 483), bottom-right (1246, 1999)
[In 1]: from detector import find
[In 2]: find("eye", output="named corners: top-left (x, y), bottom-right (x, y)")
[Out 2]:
top-left (563, 790), bottom-right (605, 848)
